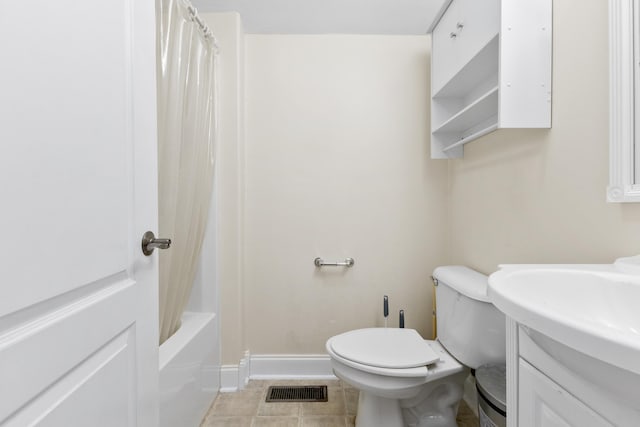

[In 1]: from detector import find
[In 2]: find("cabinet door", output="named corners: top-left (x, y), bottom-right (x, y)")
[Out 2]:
top-left (432, 0), bottom-right (462, 94)
top-left (431, 0), bottom-right (499, 95)
top-left (518, 360), bottom-right (613, 427)
top-left (457, 0), bottom-right (499, 67)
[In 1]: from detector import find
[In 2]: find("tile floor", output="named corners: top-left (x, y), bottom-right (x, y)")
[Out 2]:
top-left (200, 379), bottom-right (479, 427)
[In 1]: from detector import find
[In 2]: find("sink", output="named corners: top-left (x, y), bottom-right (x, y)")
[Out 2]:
top-left (488, 261), bottom-right (640, 376)
top-left (614, 254), bottom-right (640, 274)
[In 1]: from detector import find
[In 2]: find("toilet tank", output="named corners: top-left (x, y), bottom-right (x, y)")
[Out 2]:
top-left (432, 266), bottom-right (505, 369)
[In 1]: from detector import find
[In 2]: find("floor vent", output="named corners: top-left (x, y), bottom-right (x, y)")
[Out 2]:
top-left (266, 385), bottom-right (328, 402)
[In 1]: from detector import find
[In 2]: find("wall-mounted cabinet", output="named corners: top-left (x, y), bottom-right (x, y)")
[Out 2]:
top-left (429, 0), bottom-right (552, 158)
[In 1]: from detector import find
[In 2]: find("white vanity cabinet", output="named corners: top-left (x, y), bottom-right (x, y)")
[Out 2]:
top-left (429, 0), bottom-right (552, 158)
top-left (505, 319), bottom-right (640, 427)
top-left (518, 360), bottom-right (612, 427)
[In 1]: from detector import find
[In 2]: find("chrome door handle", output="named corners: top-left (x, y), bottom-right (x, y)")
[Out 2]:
top-left (141, 231), bottom-right (172, 256)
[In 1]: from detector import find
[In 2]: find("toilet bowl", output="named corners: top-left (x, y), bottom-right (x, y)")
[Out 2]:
top-left (326, 266), bottom-right (506, 427)
top-left (327, 329), bottom-right (468, 427)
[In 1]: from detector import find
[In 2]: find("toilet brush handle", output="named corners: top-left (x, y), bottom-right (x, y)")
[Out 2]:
top-left (383, 296), bottom-right (389, 318)
top-left (399, 310), bottom-right (405, 328)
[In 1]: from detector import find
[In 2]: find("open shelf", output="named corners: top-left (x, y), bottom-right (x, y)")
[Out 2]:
top-left (441, 123), bottom-right (499, 153)
top-left (433, 86), bottom-right (499, 135)
top-left (433, 36), bottom-right (499, 99)
top-left (431, 35), bottom-right (500, 159)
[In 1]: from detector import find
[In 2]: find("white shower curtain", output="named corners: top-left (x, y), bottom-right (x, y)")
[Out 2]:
top-left (157, 0), bottom-right (218, 344)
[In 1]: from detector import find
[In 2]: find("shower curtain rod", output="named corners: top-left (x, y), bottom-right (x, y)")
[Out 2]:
top-left (186, 3), bottom-right (219, 51)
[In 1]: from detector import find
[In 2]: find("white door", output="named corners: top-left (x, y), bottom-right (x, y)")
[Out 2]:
top-left (0, 1), bottom-right (159, 426)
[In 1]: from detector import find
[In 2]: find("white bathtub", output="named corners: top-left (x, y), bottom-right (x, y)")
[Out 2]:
top-left (159, 311), bottom-right (219, 427)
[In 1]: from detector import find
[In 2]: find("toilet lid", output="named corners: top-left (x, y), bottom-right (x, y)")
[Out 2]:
top-left (329, 328), bottom-right (440, 369)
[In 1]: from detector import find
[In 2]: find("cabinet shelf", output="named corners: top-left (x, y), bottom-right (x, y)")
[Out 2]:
top-left (433, 86), bottom-right (499, 135)
top-left (433, 36), bottom-right (499, 100)
top-left (441, 123), bottom-right (498, 154)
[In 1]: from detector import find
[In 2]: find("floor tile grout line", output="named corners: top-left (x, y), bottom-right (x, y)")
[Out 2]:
top-left (201, 378), bottom-right (476, 427)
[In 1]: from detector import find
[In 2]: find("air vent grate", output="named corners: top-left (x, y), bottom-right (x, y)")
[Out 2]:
top-left (265, 385), bottom-right (328, 402)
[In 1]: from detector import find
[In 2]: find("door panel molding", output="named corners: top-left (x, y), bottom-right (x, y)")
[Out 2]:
top-left (0, 281), bottom-right (136, 422)
top-left (4, 329), bottom-right (135, 427)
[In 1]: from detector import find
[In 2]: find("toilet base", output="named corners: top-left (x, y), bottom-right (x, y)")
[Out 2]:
top-left (356, 391), bottom-right (404, 427)
top-left (401, 370), bottom-right (468, 427)
top-left (351, 370), bottom-right (469, 427)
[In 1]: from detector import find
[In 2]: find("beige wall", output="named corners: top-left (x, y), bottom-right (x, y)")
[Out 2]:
top-left (201, 13), bottom-right (247, 364)
top-left (448, 0), bottom-right (640, 275)
top-left (243, 35), bottom-right (448, 354)
top-left (207, 0), bottom-right (640, 364)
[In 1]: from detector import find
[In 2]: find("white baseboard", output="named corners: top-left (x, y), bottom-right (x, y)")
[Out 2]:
top-left (238, 350), bottom-right (250, 389)
top-left (220, 350), bottom-right (251, 392)
top-left (250, 354), bottom-right (336, 379)
top-left (220, 353), bottom-right (335, 391)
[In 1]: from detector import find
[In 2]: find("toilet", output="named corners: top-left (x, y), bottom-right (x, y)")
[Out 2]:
top-left (325, 266), bottom-right (506, 427)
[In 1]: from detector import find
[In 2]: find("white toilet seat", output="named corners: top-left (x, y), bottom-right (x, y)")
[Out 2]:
top-left (328, 328), bottom-right (440, 369)
top-left (327, 343), bottom-right (430, 377)
top-left (326, 329), bottom-right (463, 379)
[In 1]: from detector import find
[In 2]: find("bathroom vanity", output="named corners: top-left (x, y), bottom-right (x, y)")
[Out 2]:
top-left (488, 262), bottom-right (640, 427)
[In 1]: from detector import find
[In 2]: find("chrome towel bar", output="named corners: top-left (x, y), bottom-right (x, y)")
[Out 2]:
top-left (314, 257), bottom-right (354, 268)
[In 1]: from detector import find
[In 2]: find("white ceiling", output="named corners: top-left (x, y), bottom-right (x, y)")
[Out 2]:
top-left (191, 0), bottom-right (449, 35)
